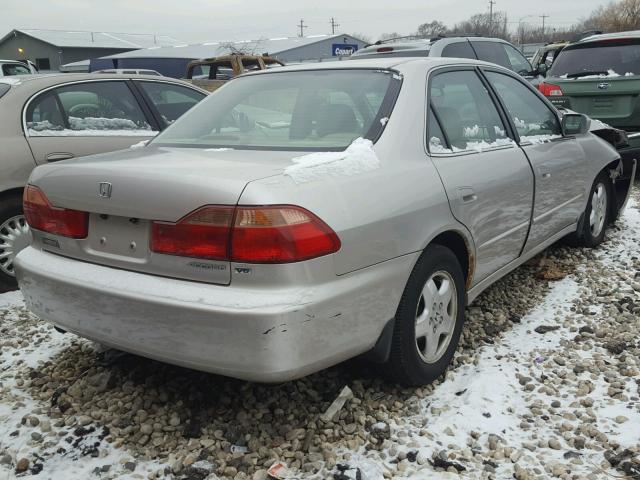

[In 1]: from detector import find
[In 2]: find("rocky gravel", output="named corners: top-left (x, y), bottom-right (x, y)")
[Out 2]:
top-left (1, 190), bottom-right (640, 479)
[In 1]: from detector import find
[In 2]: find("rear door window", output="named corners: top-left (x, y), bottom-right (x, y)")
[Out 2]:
top-left (442, 41), bottom-right (477, 59)
top-left (429, 70), bottom-right (511, 153)
top-left (137, 81), bottom-right (205, 126)
top-left (26, 81), bottom-right (156, 136)
top-left (471, 41), bottom-right (511, 69)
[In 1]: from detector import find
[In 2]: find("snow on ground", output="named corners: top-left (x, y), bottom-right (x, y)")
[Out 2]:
top-left (1, 188), bottom-right (640, 480)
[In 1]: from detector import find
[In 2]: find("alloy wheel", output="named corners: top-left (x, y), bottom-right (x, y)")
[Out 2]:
top-left (0, 215), bottom-right (30, 277)
top-left (589, 182), bottom-right (607, 238)
top-left (414, 270), bottom-right (458, 364)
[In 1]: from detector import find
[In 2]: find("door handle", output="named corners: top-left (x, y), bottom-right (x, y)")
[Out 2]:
top-left (458, 187), bottom-right (477, 204)
top-left (537, 165), bottom-right (552, 179)
top-left (46, 153), bottom-right (74, 162)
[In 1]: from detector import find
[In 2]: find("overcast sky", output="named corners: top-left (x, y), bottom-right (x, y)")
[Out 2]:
top-left (1, 0), bottom-right (608, 43)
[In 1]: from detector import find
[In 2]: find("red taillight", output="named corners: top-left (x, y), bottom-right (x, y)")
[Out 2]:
top-left (231, 206), bottom-right (341, 263)
top-left (377, 47), bottom-right (394, 53)
top-left (538, 82), bottom-right (564, 97)
top-left (150, 205), bottom-right (340, 264)
top-left (150, 206), bottom-right (234, 260)
top-left (23, 185), bottom-right (88, 238)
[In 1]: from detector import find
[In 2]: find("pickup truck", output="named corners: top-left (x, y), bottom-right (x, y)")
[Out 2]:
top-left (184, 54), bottom-right (284, 92)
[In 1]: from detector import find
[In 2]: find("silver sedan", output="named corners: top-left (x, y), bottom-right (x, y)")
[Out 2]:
top-left (15, 57), bottom-right (634, 385)
top-left (0, 73), bottom-right (206, 289)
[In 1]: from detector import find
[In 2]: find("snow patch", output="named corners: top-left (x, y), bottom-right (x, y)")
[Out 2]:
top-left (520, 134), bottom-right (563, 144)
top-left (205, 148), bottom-right (233, 152)
top-left (284, 137), bottom-right (380, 184)
top-left (129, 140), bottom-right (150, 149)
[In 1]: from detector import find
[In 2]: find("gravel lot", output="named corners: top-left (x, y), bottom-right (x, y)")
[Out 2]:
top-left (1, 190), bottom-right (640, 480)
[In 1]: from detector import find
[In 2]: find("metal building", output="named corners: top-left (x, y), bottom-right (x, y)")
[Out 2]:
top-left (0, 29), bottom-right (178, 71)
top-left (90, 34), bottom-right (367, 78)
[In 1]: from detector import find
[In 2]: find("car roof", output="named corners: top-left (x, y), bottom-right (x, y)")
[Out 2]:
top-left (0, 72), bottom-right (198, 86)
top-left (578, 30), bottom-right (640, 44)
top-left (354, 36), bottom-right (511, 56)
top-left (0, 73), bottom-right (208, 95)
top-left (245, 56), bottom-right (504, 75)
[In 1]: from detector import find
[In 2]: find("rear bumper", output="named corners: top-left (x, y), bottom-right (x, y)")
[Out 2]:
top-left (15, 247), bottom-right (415, 382)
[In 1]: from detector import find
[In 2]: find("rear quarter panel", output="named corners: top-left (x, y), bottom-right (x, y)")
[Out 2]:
top-left (239, 61), bottom-right (473, 276)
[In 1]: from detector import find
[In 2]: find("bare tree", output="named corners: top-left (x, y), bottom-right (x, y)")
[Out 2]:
top-left (378, 32), bottom-right (403, 41)
top-left (416, 20), bottom-right (447, 37)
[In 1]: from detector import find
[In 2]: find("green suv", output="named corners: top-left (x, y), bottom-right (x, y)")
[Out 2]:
top-left (538, 31), bottom-right (640, 163)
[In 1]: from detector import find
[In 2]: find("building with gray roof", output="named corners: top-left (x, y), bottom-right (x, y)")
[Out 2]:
top-left (90, 34), bottom-right (367, 77)
top-left (0, 28), bottom-right (179, 71)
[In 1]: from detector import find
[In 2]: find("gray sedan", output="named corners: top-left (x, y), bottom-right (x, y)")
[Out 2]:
top-left (0, 73), bottom-right (207, 288)
top-left (15, 58), bottom-right (634, 385)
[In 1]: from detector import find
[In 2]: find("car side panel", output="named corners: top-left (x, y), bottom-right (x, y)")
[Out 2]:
top-left (0, 89), bottom-right (37, 193)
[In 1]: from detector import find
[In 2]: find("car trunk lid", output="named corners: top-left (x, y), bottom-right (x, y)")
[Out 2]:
top-left (548, 76), bottom-right (640, 131)
top-left (28, 146), bottom-right (292, 285)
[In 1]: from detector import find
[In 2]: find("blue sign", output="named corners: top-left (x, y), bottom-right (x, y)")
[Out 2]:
top-left (332, 43), bottom-right (359, 56)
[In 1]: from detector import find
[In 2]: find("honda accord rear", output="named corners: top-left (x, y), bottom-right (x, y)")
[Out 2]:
top-left (14, 62), bottom-right (420, 382)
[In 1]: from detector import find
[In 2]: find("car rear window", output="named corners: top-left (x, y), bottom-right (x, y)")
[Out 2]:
top-left (549, 38), bottom-right (640, 78)
top-left (153, 69), bottom-right (401, 151)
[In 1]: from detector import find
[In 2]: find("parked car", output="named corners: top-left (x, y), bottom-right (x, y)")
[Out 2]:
top-left (530, 41), bottom-right (569, 74)
top-left (0, 59), bottom-right (37, 76)
top-left (538, 30), bottom-right (640, 169)
top-left (15, 57), bottom-right (633, 385)
top-left (0, 73), bottom-right (207, 288)
top-left (184, 53), bottom-right (285, 92)
top-left (94, 69), bottom-right (162, 76)
top-left (352, 36), bottom-right (541, 83)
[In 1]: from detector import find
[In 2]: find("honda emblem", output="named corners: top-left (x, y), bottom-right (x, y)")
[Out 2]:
top-left (597, 82), bottom-right (610, 90)
top-left (98, 182), bottom-right (112, 198)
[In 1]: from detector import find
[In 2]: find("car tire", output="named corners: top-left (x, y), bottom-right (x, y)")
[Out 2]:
top-left (0, 195), bottom-right (28, 291)
top-left (387, 244), bottom-right (466, 386)
top-left (577, 172), bottom-right (612, 248)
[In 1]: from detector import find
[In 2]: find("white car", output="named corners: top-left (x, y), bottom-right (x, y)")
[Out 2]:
top-left (0, 60), bottom-right (37, 76)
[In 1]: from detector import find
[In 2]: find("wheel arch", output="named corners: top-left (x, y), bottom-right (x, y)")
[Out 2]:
top-left (0, 187), bottom-right (25, 206)
top-left (428, 229), bottom-right (474, 291)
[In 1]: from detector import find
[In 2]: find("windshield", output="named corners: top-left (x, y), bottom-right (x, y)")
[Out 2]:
top-left (549, 39), bottom-right (640, 78)
top-left (2, 63), bottom-right (30, 76)
top-left (153, 69), bottom-right (400, 150)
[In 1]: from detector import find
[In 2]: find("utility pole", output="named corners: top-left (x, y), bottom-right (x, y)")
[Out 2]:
top-left (297, 19), bottom-right (308, 37)
top-left (330, 17), bottom-right (340, 35)
top-left (540, 14), bottom-right (549, 37)
top-left (489, 0), bottom-right (496, 34)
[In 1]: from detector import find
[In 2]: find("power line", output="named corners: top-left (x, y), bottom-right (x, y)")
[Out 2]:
top-left (330, 17), bottom-right (340, 35)
top-left (297, 19), bottom-right (308, 37)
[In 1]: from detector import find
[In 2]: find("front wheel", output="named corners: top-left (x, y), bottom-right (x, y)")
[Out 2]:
top-left (577, 173), bottom-right (611, 248)
top-left (0, 196), bottom-right (29, 290)
top-left (387, 244), bottom-right (466, 386)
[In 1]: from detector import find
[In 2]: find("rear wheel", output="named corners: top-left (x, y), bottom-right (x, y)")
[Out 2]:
top-left (577, 173), bottom-right (611, 248)
top-left (0, 196), bottom-right (29, 290)
top-left (387, 244), bottom-right (466, 386)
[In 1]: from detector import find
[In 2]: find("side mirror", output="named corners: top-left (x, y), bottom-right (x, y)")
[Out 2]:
top-left (536, 63), bottom-right (548, 76)
top-left (562, 113), bottom-right (591, 136)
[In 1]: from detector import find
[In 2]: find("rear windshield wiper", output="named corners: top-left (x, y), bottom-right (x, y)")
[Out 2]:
top-left (566, 70), bottom-right (610, 79)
